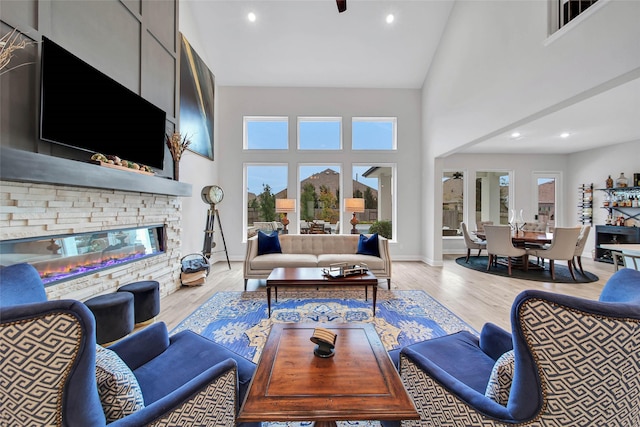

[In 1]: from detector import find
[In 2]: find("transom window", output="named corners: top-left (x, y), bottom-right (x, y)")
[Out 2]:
top-left (244, 117), bottom-right (288, 150)
top-left (352, 117), bottom-right (397, 150)
top-left (298, 117), bottom-right (342, 150)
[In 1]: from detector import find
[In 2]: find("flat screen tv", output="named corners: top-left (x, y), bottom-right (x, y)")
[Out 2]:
top-left (40, 37), bottom-right (167, 171)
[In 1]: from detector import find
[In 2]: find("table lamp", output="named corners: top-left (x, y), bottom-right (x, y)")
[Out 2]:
top-left (275, 199), bottom-right (296, 234)
top-left (344, 198), bottom-right (365, 234)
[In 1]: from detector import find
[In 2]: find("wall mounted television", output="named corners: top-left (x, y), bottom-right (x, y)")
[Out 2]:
top-left (40, 37), bottom-right (167, 171)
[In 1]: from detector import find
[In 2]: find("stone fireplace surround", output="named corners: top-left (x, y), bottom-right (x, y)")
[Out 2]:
top-left (0, 147), bottom-right (192, 301)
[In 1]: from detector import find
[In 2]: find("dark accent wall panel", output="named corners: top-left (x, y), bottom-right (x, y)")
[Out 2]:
top-left (0, 0), bottom-right (178, 179)
top-left (50, 1), bottom-right (141, 93)
top-left (143, 34), bottom-right (176, 117)
top-left (143, 0), bottom-right (176, 52)
top-left (0, 0), bottom-right (38, 30)
top-left (122, 0), bottom-right (142, 16)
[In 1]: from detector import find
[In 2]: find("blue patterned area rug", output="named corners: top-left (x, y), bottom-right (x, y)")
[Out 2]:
top-left (171, 289), bottom-right (476, 427)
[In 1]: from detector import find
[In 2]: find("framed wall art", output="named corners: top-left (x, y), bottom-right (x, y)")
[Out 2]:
top-left (179, 34), bottom-right (215, 160)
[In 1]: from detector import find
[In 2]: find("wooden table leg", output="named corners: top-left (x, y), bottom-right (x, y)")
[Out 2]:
top-left (372, 285), bottom-right (377, 317)
top-left (267, 286), bottom-right (271, 317)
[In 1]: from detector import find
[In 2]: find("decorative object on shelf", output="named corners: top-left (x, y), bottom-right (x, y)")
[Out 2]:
top-left (606, 175), bottom-right (614, 189)
top-left (616, 172), bottom-right (629, 188)
top-left (310, 327), bottom-right (337, 358)
top-left (165, 132), bottom-right (191, 181)
top-left (578, 184), bottom-right (593, 225)
top-left (275, 199), bottom-right (296, 234)
top-left (635, 173), bottom-right (640, 187)
top-left (344, 198), bottom-right (365, 234)
top-left (90, 153), bottom-right (154, 175)
top-left (0, 28), bottom-right (34, 75)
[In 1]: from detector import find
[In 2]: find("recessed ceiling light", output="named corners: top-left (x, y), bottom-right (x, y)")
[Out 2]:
top-left (386, 14), bottom-right (395, 24)
top-left (560, 132), bottom-right (570, 138)
top-left (247, 12), bottom-right (256, 22)
top-left (511, 132), bottom-right (521, 138)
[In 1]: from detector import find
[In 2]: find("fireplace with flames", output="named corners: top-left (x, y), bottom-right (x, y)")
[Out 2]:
top-left (0, 225), bottom-right (165, 286)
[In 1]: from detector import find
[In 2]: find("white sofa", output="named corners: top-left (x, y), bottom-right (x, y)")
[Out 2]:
top-left (243, 234), bottom-right (391, 290)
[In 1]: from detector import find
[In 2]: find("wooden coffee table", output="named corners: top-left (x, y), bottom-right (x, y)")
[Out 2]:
top-left (265, 267), bottom-right (379, 317)
top-left (237, 323), bottom-right (419, 426)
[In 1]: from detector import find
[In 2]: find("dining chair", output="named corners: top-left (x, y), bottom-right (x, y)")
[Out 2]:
top-left (461, 222), bottom-right (487, 262)
top-left (529, 227), bottom-right (582, 281)
top-left (612, 251), bottom-right (640, 271)
top-left (521, 221), bottom-right (547, 232)
top-left (484, 225), bottom-right (528, 276)
top-left (476, 220), bottom-right (494, 233)
top-left (572, 225), bottom-right (591, 275)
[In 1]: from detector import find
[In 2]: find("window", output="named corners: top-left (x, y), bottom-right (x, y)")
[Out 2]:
top-left (532, 173), bottom-right (559, 230)
top-left (244, 117), bottom-right (288, 150)
top-left (476, 171), bottom-right (511, 227)
top-left (246, 164), bottom-right (288, 234)
top-left (298, 117), bottom-right (342, 150)
top-left (354, 164), bottom-right (395, 238)
top-left (550, 0), bottom-right (601, 34)
top-left (560, 0), bottom-right (598, 27)
top-left (299, 165), bottom-right (341, 233)
top-left (442, 171), bottom-right (464, 236)
top-left (352, 117), bottom-right (397, 150)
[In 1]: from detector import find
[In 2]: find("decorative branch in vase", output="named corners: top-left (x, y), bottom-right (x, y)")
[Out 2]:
top-left (166, 132), bottom-right (191, 181)
top-left (0, 29), bottom-right (35, 75)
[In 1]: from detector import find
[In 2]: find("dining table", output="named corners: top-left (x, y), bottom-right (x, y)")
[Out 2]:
top-left (475, 230), bottom-right (553, 246)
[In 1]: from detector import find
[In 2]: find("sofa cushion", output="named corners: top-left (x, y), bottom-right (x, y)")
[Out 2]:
top-left (258, 231), bottom-right (282, 255)
top-left (95, 344), bottom-right (145, 422)
top-left (484, 350), bottom-right (515, 406)
top-left (251, 253), bottom-right (318, 269)
top-left (357, 233), bottom-right (380, 257)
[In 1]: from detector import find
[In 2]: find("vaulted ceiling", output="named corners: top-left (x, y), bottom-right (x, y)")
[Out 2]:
top-left (181, 1), bottom-right (640, 155)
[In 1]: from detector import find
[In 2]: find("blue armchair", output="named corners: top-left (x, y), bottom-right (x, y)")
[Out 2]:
top-left (0, 263), bottom-right (259, 426)
top-left (384, 268), bottom-right (640, 426)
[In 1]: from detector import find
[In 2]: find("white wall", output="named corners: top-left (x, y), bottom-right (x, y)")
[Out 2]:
top-left (568, 140), bottom-right (640, 258)
top-left (422, 0), bottom-right (640, 264)
top-left (179, 4), bottom-right (222, 258)
top-left (215, 86), bottom-right (424, 261)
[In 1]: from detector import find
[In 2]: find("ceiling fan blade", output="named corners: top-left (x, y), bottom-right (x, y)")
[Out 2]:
top-left (337, 0), bottom-right (347, 13)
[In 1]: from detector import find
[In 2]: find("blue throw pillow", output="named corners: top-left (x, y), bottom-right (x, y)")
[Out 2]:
top-left (257, 230), bottom-right (282, 255)
top-left (357, 233), bottom-right (380, 257)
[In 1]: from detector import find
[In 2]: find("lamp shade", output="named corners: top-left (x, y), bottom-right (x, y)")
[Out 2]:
top-left (275, 198), bottom-right (296, 213)
top-left (344, 198), bottom-right (365, 213)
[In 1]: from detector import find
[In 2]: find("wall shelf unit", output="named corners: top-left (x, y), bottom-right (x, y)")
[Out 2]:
top-left (597, 186), bottom-right (640, 226)
top-left (578, 183), bottom-right (593, 225)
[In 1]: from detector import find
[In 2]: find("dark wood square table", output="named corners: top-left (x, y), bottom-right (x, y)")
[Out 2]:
top-left (237, 323), bottom-right (419, 427)
top-left (265, 267), bottom-right (379, 317)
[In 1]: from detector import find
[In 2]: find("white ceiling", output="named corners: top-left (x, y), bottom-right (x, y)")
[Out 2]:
top-left (182, 0), bottom-right (640, 155)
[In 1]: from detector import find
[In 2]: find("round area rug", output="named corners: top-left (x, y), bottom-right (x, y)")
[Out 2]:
top-left (455, 256), bottom-right (598, 283)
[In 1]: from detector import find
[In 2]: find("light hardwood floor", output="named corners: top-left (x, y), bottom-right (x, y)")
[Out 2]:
top-left (157, 255), bottom-right (615, 332)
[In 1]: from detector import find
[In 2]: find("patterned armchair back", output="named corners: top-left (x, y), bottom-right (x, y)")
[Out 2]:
top-left (513, 292), bottom-right (640, 425)
top-left (1, 300), bottom-right (105, 426)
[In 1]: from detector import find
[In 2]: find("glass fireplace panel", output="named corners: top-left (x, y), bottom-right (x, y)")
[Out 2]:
top-left (0, 225), bottom-right (165, 286)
